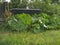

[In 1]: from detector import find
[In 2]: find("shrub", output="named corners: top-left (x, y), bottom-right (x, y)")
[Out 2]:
top-left (29, 13), bottom-right (60, 33)
top-left (47, 14), bottom-right (60, 29)
top-left (4, 13), bottom-right (60, 33)
top-left (29, 13), bottom-right (49, 33)
top-left (7, 14), bottom-right (32, 32)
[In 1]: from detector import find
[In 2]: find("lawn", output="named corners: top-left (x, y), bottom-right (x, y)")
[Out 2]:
top-left (0, 30), bottom-right (60, 45)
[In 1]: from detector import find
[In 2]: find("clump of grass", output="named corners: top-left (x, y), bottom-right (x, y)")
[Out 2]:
top-left (0, 30), bottom-right (60, 45)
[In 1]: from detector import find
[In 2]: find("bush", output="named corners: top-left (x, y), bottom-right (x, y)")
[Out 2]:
top-left (7, 14), bottom-right (32, 32)
top-left (4, 13), bottom-right (60, 33)
top-left (29, 13), bottom-right (60, 33)
top-left (29, 13), bottom-right (49, 33)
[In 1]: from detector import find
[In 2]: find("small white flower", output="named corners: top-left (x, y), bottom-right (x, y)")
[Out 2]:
top-left (39, 20), bottom-right (42, 23)
top-left (44, 24), bottom-right (47, 28)
top-left (14, 18), bottom-right (17, 22)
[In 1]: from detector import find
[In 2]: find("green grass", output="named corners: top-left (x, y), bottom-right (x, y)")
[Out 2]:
top-left (0, 30), bottom-right (60, 45)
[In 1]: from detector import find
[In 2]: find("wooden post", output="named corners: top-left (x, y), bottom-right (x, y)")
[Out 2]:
top-left (2, 2), bottom-right (11, 21)
top-left (2, 2), bottom-right (8, 21)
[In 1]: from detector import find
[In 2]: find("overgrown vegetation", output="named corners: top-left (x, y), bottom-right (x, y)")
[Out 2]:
top-left (0, 0), bottom-right (60, 33)
top-left (7, 14), bottom-right (32, 32)
top-left (0, 0), bottom-right (60, 45)
top-left (8, 0), bottom-right (60, 33)
top-left (2, 13), bottom-right (59, 33)
top-left (9, 0), bottom-right (60, 15)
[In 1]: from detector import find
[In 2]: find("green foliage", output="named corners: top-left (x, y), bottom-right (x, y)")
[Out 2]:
top-left (10, 0), bottom-right (28, 8)
top-left (29, 1), bottom-right (60, 15)
top-left (0, 0), bottom-right (60, 33)
top-left (29, 13), bottom-right (49, 33)
top-left (3, 13), bottom-right (60, 33)
top-left (15, 14), bottom-right (32, 25)
top-left (29, 13), bottom-right (60, 33)
top-left (9, 0), bottom-right (60, 16)
top-left (48, 14), bottom-right (60, 29)
top-left (7, 14), bottom-right (32, 31)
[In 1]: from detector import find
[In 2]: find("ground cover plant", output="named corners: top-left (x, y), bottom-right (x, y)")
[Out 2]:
top-left (3, 13), bottom-right (60, 33)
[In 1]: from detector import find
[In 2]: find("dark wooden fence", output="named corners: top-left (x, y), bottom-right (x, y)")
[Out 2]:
top-left (10, 8), bottom-right (41, 15)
